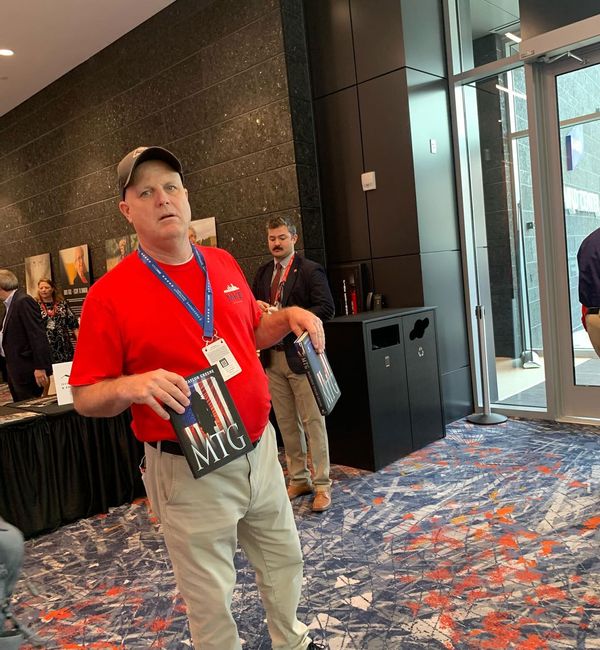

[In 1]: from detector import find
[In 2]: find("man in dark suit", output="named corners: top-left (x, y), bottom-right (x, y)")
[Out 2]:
top-left (252, 216), bottom-right (335, 512)
top-left (0, 270), bottom-right (52, 402)
top-left (578, 227), bottom-right (600, 357)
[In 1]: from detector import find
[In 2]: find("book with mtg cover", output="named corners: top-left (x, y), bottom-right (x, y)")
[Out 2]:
top-left (167, 365), bottom-right (252, 479)
top-left (294, 331), bottom-right (341, 416)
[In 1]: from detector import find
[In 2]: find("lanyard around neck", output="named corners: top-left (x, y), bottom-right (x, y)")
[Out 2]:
top-left (41, 302), bottom-right (58, 318)
top-left (137, 245), bottom-right (215, 340)
top-left (273, 254), bottom-right (295, 304)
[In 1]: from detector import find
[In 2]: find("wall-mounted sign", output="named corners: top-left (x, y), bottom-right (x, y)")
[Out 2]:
top-left (566, 124), bottom-right (584, 171)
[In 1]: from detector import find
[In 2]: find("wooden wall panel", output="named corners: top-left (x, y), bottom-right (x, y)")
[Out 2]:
top-left (359, 70), bottom-right (419, 259)
top-left (304, 0), bottom-right (356, 97)
top-left (350, 0), bottom-right (405, 83)
top-left (314, 88), bottom-right (370, 262)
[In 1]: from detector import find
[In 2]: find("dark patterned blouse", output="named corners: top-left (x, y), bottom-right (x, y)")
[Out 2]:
top-left (38, 300), bottom-right (80, 363)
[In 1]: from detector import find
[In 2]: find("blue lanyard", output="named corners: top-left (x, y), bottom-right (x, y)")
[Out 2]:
top-left (137, 245), bottom-right (214, 339)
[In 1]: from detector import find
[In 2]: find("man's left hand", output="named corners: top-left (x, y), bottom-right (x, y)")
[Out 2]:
top-left (255, 305), bottom-right (326, 352)
top-left (286, 306), bottom-right (325, 353)
top-left (34, 369), bottom-right (49, 388)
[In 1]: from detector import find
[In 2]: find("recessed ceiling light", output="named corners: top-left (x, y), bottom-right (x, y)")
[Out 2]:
top-left (505, 33), bottom-right (522, 44)
top-left (0, 49), bottom-right (15, 56)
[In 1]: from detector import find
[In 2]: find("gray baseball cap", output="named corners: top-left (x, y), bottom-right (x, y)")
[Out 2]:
top-left (117, 146), bottom-right (184, 199)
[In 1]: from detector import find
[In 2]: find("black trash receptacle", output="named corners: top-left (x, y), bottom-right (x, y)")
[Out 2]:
top-left (324, 308), bottom-right (445, 471)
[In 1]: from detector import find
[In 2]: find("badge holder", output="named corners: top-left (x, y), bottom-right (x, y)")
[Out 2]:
top-left (203, 334), bottom-right (242, 381)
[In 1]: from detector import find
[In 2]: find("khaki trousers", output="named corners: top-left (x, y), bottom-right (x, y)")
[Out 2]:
top-left (143, 423), bottom-right (310, 650)
top-left (267, 350), bottom-right (331, 490)
top-left (586, 313), bottom-right (600, 357)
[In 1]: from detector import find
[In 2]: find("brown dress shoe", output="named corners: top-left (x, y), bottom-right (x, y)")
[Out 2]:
top-left (287, 482), bottom-right (313, 499)
top-left (312, 490), bottom-right (331, 512)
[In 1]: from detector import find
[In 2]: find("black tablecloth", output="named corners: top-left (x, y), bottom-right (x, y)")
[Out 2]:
top-left (0, 401), bottom-right (144, 539)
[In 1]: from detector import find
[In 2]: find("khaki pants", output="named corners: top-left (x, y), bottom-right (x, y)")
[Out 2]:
top-left (267, 350), bottom-right (331, 490)
top-left (586, 313), bottom-right (600, 357)
top-left (143, 423), bottom-right (310, 650)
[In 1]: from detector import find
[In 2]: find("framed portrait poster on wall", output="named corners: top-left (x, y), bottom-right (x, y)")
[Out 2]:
top-left (25, 253), bottom-right (52, 298)
top-left (59, 244), bottom-right (91, 316)
top-left (105, 234), bottom-right (138, 272)
top-left (189, 217), bottom-right (217, 247)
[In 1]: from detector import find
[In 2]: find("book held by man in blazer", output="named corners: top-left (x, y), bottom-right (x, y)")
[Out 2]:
top-left (294, 331), bottom-right (341, 416)
top-left (167, 365), bottom-right (252, 479)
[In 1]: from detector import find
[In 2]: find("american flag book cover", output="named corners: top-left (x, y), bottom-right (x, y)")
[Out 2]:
top-left (294, 331), bottom-right (341, 416)
top-left (167, 366), bottom-right (252, 479)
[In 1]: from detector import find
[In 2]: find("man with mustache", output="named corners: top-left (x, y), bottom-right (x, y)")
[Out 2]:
top-left (252, 217), bottom-right (335, 512)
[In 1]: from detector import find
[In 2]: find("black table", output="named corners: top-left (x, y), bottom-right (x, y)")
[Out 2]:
top-left (0, 399), bottom-right (144, 539)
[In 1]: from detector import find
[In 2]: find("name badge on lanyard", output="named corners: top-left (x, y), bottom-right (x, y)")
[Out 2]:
top-left (137, 246), bottom-right (242, 381)
top-left (202, 338), bottom-right (242, 381)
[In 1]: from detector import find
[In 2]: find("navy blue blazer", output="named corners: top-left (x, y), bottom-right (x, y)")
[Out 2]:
top-left (578, 227), bottom-right (600, 308)
top-left (2, 289), bottom-right (53, 383)
top-left (252, 254), bottom-right (334, 373)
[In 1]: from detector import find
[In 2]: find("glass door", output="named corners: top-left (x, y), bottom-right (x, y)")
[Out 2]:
top-left (460, 67), bottom-right (549, 411)
top-left (539, 47), bottom-right (600, 418)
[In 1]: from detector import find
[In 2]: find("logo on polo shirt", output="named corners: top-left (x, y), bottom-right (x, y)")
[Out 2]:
top-left (224, 283), bottom-right (243, 303)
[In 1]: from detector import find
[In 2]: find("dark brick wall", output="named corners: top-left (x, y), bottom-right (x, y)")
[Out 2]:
top-left (0, 0), bottom-right (323, 286)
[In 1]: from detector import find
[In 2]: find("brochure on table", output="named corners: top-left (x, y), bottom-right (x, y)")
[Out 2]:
top-left (53, 361), bottom-right (74, 406)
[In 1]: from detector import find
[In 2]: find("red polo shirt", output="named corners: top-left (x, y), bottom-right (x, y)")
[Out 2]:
top-left (70, 247), bottom-right (270, 443)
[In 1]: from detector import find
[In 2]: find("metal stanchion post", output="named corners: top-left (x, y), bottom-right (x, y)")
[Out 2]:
top-left (467, 305), bottom-right (507, 425)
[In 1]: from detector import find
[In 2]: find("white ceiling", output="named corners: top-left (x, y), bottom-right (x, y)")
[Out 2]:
top-left (0, 0), bottom-right (521, 119)
top-left (471, 0), bottom-right (520, 39)
top-left (0, 0), bottom-right (175, 118)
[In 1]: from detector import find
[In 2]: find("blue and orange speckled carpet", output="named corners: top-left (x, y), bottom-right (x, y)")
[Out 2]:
top-left (10, 417), bottom-right (600, 649)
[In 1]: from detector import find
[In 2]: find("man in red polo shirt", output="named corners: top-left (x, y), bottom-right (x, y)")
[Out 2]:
top-left (70, 146), bottom-right (325, 650)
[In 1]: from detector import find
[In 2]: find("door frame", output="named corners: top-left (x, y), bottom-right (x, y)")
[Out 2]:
top-left (527, 45), bottom-right (600, 421)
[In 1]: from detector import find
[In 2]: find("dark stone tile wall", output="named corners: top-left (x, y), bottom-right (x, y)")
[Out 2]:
top-left (0, 0), bottom-right (323, 286)
top-left (471, 36), bottom-right (526, 364)
top-left (280, 0), bottom-right (325, 261)
top-left (475, 66), bottom-right (521, 359)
